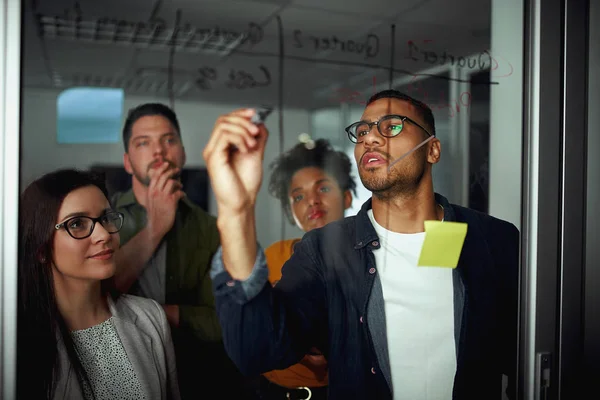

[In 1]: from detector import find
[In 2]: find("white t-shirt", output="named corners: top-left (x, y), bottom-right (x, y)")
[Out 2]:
top-left (368, 209), bottom-right (456, 400)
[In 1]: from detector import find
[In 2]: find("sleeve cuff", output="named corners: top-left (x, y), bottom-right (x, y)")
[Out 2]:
top-left (210, 244), bottom-right (269, 302)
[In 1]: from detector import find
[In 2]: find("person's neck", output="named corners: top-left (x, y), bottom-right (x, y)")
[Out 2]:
top-left (54, 277), bottom-right (111, 331)
top-left (131, 178), bottom-right (149, 208)
top-left (371, 180), bottom-right (443, 234)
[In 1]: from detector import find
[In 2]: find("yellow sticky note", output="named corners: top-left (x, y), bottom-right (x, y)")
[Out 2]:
top-left (417, 221), bottom-right (468, 268)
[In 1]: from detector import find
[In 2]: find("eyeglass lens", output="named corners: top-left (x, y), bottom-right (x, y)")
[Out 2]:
top-left (349, 116), bottom-right (405, 143)
top-left (65, 212), bottom-right (123, 238)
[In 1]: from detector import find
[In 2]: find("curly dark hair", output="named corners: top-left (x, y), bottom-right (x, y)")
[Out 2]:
top-left (268, 138), bottom-right (357, 224)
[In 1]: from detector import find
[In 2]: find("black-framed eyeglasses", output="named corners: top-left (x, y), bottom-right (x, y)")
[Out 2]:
top-left (55, 211), bottom-right (124, 239)
top-left (345, 114), bottom-right (433, 144)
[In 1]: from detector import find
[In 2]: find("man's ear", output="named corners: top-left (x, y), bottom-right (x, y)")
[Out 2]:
top-left (123, 153), bottom-right (133, 175)
top-left (343, 190), bottom-right (353, 210)
top-left (427, 138), bottom-right (441, 165)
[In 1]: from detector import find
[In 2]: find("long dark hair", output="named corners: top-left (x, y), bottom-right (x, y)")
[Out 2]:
top-left (17, 169), bottom-right (117, 399)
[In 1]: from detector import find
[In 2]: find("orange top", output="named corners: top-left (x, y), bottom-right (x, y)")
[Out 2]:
top-left (262, 239), bottom-right (329, 388)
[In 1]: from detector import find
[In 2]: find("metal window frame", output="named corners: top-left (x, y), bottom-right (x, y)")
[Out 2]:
top-left (583, 0), bottom-right (600, 394)
top-left (520, 0), bottom-right (588, 398)
top-left (0, 0), bottom-right (22, 399)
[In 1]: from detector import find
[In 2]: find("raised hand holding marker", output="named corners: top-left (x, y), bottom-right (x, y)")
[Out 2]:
top-left (251, 106), bottom-right (273, 125)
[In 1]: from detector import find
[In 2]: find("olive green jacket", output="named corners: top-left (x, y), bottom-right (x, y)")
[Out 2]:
top-left (111, 189), bottom-right (222, 343)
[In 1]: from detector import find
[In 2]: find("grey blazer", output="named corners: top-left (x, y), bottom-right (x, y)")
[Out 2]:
top-left (52, 294), bottom-right (181, 400)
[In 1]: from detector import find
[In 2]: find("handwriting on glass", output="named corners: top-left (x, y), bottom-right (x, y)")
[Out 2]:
top-left (292, 30), bottom-right (380, 59)
top-left (330, 76), bottom-right (378, 105)
top-left (195, 65), bottom-right (271, 90)
top-left (42, 3), bottom-right (510, 84)
top-left (226, 65), bottom-right (271, 89)
top-left (330, 75), bottom-right (472, 119)
top-left (43, 3), bottom-right (264, 48)
top-left (405, 77), bottom-right (472, 118)
top-left (407, 40), bottom-right (514, 78)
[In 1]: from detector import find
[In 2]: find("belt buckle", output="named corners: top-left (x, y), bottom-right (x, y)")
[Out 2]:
top-left (285, 386), bottom-right (312, 400)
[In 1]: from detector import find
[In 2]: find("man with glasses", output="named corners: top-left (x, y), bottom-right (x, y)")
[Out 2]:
top-left (203, 90), bottom-right (519, 400)
top-left (110, 103), bottom-right (254, 399)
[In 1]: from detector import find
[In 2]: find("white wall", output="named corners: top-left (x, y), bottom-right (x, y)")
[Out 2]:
top-left (310, 107), bottom-right (347, 149)
top-left (20, 88), bottom-right (308, 246)
top-left (489, 0), bottom-right (524, 230)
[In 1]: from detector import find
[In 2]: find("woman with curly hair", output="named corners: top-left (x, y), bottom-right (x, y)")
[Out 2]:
top-left (258, 138), bottom-right (357, 400)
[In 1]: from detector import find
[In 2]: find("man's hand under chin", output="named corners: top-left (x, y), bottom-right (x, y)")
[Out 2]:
top-left (145, 162), bottom-right (185, 240)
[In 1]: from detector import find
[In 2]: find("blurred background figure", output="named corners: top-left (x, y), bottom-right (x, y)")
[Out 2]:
top-left (257, 138), bottom-right (356, 400)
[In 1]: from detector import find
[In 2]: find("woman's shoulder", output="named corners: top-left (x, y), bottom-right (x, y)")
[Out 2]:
top-left (111, 294), bottom-right (165, 326)
top-left (264, 239), bottom-right (302, 284)
top-left (265, 238), bottom-right (301, 256)
top-left (115, 293), bottom-right (161, 309)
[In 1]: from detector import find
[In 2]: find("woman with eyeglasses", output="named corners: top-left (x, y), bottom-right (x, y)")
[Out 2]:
top-left (17, 169), bottom-right (180, 400)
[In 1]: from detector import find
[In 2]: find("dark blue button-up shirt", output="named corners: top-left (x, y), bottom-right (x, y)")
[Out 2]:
top-left (210, 194), bottom-right (519, 399)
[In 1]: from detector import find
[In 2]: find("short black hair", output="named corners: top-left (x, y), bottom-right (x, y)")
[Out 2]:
top-left (367, 89), bottom-right (436, 136)
top-left (122, 103), bottom-right (181, 152)
top-left (268, 138), bottom-right (357, 224)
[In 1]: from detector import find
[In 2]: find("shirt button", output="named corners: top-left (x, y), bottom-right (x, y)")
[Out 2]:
top-left (369, 267), bottom-right (376, 274)
top-left (371, 367), bottom-right (376, 374)
top-left (360, 316), bottom-right (364, 323)
top-left (226, 280), bottom-right (235, 287)
top-left (372, 241), bottom-right (379, 246)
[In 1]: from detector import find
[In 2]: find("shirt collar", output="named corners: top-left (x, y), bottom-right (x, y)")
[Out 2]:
top-left (353, 192), bottom-right (455, 249)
